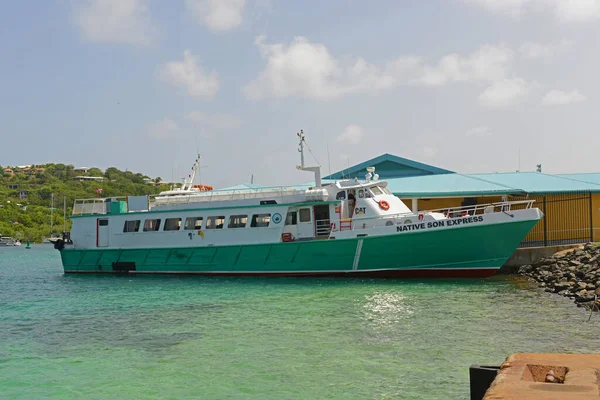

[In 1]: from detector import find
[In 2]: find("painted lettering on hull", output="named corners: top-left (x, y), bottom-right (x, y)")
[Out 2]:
top-left (397, 216), bottom-right (484, 233)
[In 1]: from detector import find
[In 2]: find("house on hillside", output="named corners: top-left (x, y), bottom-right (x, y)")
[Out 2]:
top-left (72, 176), bottom-right (104, 182)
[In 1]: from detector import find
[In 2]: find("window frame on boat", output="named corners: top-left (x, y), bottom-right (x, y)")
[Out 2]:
top-left (123, 220), bottom-right (140, 233)
top-left (228, 215), bottom-right (248, 229)
top-left (206, 216), bottom-right (225, 229)
top-left (164, 217), bottom-right (181, 231)
top-left (285, 211), bottom-right (297, 225)
top-left (251, 213), bottom-right (271, 228)
top-left (143, 219), bottom-right (161, 232)
top-left (369, 186), bottom-right (384, 196)
top-left (184, 217), bottom-right (203, 230)
top-left (299, 208), bottom-right (311, 222)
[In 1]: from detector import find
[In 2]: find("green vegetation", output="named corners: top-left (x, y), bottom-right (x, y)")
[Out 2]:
top-left (0, 164), bottom-right (172, 242)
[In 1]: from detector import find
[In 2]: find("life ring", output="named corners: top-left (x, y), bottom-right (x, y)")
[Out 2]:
top-left (378, 200), bottom-right (390, 211)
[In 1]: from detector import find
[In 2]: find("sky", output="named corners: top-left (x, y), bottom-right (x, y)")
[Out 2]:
top-left (1, 0), bottom-right (600, 188)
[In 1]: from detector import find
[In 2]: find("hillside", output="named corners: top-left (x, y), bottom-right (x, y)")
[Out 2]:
top-left (0, 164), bottom-right (172, 242)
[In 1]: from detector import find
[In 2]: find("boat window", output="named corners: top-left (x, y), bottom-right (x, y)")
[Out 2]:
top-left (285, 211), bottom-right (297, 225)
top-left (336, 191), bottom-right (346, 200)
top-left (164, 218), bottom-right (181, 231)
top-left (123, 220), bottom-right (140, 233)
top-left (299, 208), bottom-right (311, 222)
top-left (184, 217), bottom-right (203, 230)
top-left (206, 216), bottom-right (225, 229)
top-left (143, 219), bottom-right (161, 232)
top-left (370, 186), bottom-right (383, 196)
top-left (251, 214), bottom-right (271, 227)
top-left (382, 187), bottom-right (392, 195)
top-left (358, 189), bottom-right (364, 199)
top-left (99, 219), bottom-right (109, 226)
top-left (228, 215), bottom-right (248, 228)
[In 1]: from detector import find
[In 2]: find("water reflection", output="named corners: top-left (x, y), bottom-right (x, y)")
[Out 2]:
top-left (362, 291), bottom-right (414, 328)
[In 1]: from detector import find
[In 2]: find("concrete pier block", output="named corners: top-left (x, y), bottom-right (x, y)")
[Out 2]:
top-left (482, 353), bottom-right (600, 399)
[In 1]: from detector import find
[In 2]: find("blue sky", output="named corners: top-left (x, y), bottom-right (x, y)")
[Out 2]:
top-left (1, 0), bottom-right (599, 188)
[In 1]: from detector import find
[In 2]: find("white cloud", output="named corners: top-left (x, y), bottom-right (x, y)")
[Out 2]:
top-left (72, 0), bottom-right (153, 45)
top-left (460, 0), bottom-right (600, 22)
top-left (465, 126), bottom-right (492, 137)
top-left (185, 111), bottom-right (241, 130)
top-left (337, 124), bottom-right (364, 145)
top-left (419, 44), bottom-right (513, 86)
top-left (551, 0), bottom-right (600, 22)
top-left (519, 39), bottom-right (572, 58)
top-left (160, 50), bottom-right (220, 98)
top-left (479, 78), bottom-right (532, 108)
top-left (185, 0), bottom-right (245, 32)
top-left (148, 119), bottom-right (178, 139)
top-left (541, 89), bottom-right (586, 105)
top-left (243, 36), bottom-right (514, 100)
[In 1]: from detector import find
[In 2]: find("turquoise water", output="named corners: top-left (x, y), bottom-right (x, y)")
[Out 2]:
top-left (1, 246), bottom-right (599, 399)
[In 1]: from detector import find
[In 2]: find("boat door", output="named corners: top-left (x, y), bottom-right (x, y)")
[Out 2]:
top-left (296, 207), bottom-right (314, 240)
top-left (97, 218), bottom-right (109, 247)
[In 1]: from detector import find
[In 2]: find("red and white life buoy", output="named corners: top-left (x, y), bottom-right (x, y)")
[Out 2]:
top-left (418, 213), bottom-right (424, 221)
top-left (378, 200), bottom-right (390, 211)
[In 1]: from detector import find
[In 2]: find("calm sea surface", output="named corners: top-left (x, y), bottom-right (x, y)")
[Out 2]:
top-left (1, 246), bottom-right (599, 399)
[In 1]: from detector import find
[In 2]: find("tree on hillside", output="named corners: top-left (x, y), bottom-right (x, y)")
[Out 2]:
top-left (88, 167), bottom-right (103, 177)
top-left (105, 167), bottom-right (122, 180)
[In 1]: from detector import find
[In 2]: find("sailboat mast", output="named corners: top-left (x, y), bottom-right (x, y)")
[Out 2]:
top-left (50, 193), bottom-right (53, 235)
top-left (63, 196), bottom-right (66, 235)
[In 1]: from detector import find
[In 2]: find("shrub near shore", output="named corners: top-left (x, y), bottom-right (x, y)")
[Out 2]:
top-left (519, 243), bottom-right (600, 311)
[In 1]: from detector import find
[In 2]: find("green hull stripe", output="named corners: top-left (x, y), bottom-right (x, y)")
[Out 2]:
top-left (61, 219), bottom-right (538, 273)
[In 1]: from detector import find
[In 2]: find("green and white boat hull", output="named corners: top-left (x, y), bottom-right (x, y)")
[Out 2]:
top-left (59, 215), bottom-right (539, 278)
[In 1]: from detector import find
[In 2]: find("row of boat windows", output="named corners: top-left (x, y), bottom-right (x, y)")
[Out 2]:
top-left (121, 210), bottom-right (311, 233)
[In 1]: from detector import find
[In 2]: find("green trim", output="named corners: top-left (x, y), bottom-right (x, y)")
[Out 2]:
top-left (71, 200), bottom-right (341, 219)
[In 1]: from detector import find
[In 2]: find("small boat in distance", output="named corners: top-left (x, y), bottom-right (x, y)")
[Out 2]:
top-left (54, 131), bottom-right (543, 278)
top-left (0, 236), bottom-right (20, 246)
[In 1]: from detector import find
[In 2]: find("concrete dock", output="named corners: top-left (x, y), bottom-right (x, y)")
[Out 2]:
top-left (482, 353), bottom-right (600, 399)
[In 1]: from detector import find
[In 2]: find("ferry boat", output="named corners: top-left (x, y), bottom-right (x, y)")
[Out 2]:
top-left (54, 131), bottom-right (543, 278)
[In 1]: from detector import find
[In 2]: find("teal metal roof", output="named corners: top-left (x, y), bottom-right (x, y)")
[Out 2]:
top-left (223, 172), bottom-right (600, 199)
top-left (385, 171), bottom-right (600, 198)
top-left (555, 173), bottom-right (600, 186)
top-left (469, 172), bottom-right (600, 194)
top-left (324, 153), bottom-right (453, 180)
top-left (385, 174), bottom-right (524, 198)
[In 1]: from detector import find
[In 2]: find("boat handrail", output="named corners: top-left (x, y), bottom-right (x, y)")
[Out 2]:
top-left (72, 197), bottom-right (128, 215)
top-left (71, 186), bottom-right (310, 215)
top-left (329, 199), bottom-right (536, 232)
top-left (150, 187), bottom-right (307, 206)
top-left (425, 199), bottom-right (535, 215)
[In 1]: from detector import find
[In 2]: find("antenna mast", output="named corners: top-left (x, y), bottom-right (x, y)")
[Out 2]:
top-left (296, 130), bottom-right (322, 187)
top-left (182, 154), bottom-right (201, 191)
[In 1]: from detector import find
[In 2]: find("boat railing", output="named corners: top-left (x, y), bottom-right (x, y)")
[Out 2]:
top-left (150, 187), bottom-right (308, 206)
top-left (72, 197), bottom-right (128, 215)
top-left (72, 186), bottom-right (310, 215)
top-left (315, 219), bottom-right (332, 237)
top-left (426, 199), bottom-right (535, 217)
top-left (332, 200), bottom-right (536, 232)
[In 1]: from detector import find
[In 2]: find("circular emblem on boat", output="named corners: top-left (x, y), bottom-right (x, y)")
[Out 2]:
top-left (272, 213), bottom-right (282, 224)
